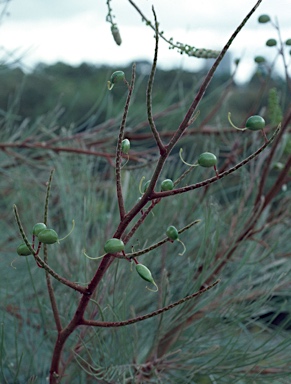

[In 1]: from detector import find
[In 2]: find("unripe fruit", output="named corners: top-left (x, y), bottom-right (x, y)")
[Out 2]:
top-left (161, 179), bottom-right (174, 191)
top-left (245, 115), bottom-right (265, 131)
top-left (121, 139), bottom-right (130, 154)
top-left (110, 71), bottom-right (125, 84)
top-left (258, 14), bottom-right (270, 23)
top-left (32, 223), bottom-right (47, 236)
top-left (108, 71), bottom-right (125, 90)
top-left (17, 243), bottom-right (32, 256)
top-left (198, 152), bottom-right (217, 168)
top-left (143, 180), bottom-right (151, 193)
top-left (111, 26), bottom-right (122, 46)
top-left (285, 39), bottom-right (291, 46)
top-left (165, 225), bottom-right (186, 255)
top-left (38, 229), bottom-right (58, 244)
top-left (266, 38), bottom-right (277, 47)
top-left (136, 263), bottom-right (154, 283)
top-left (166, 225), bottom-right (179, 241)
top-left (104, 238), bottom-right (125, 254)
top-left (254, 56), bottom-right (266, 64)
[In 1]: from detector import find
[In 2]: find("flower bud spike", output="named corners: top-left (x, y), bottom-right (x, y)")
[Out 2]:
top-left (179, 148), bottom-right (199, 167)
top-left (228, 112), bottom-right (246, 131)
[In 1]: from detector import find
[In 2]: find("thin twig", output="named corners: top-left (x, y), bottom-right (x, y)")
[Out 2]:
top-left (13, 205), bottom-right (88, 295)
top-left (115, 64), bottom-right (136, 220)
top-left (151, 125), bottom-right (280, 199)
top-left (42, 170), bottom-right (62, 332)
top-left (146, 7), bottom-right (166, 154)
top-left (127, 219), bottom-right (201, 258)
top-left (81, 280), bottom-right (220, 327)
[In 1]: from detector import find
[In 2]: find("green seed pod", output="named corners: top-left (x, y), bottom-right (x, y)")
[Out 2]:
top-left (161, 179), bottom-right (174, 191)
top-left (111, 25), bottom-right (122, 46)
top-left (143, 180), bottom-right (151, 193)
top-left (121, 139), bottom-right (130, 154)
top-left (17, 243), bottom-right (32, 256)
top-left (258, 14), bottom-right (270, 23)
top-left (32, 222), bottom-right (47, 236)
top-left (166, 225), bottom-right (179, 241)
top-left (266, 38), bottom-right (277, 47)
top-left (285, 39), bottom-right (291, 46)
top-left (104, 238), bottom-right (125, 254)
top-left (38, 229), bottom-right (58, 244)
top-left (254, 56), bottom-right (266, 64)
top-left (136, 263), bottom-right (154, 283)
top-left (135, 263), bottom-right (158, 291)
top-left (107, 71), bottom-right (125, 90)
top-left (198, 152), bottom-right (217, 168)
top-left (165, 225), bottom-right (186, 255)
top-left (245, 115), bottom-right (265, 131)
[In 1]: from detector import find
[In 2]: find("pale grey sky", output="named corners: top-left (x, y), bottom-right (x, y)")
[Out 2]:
top-left (1, 0), bottom-right (291, 82)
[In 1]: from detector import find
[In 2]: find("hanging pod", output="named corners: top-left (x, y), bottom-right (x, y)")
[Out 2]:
top-left (111, 25), bottom-right (122, 46)
top-left (135, 263), bottom-right (158, 292)
top-left (166, 225), bottom-right (186, 256)
top-left (121, 139), bottom-right (130, 155)
top-left (107, 71), bottom-right (125, 90)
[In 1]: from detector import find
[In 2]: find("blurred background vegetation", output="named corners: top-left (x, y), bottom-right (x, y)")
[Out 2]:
top-left (0, 53), bottom-right (291, 384)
